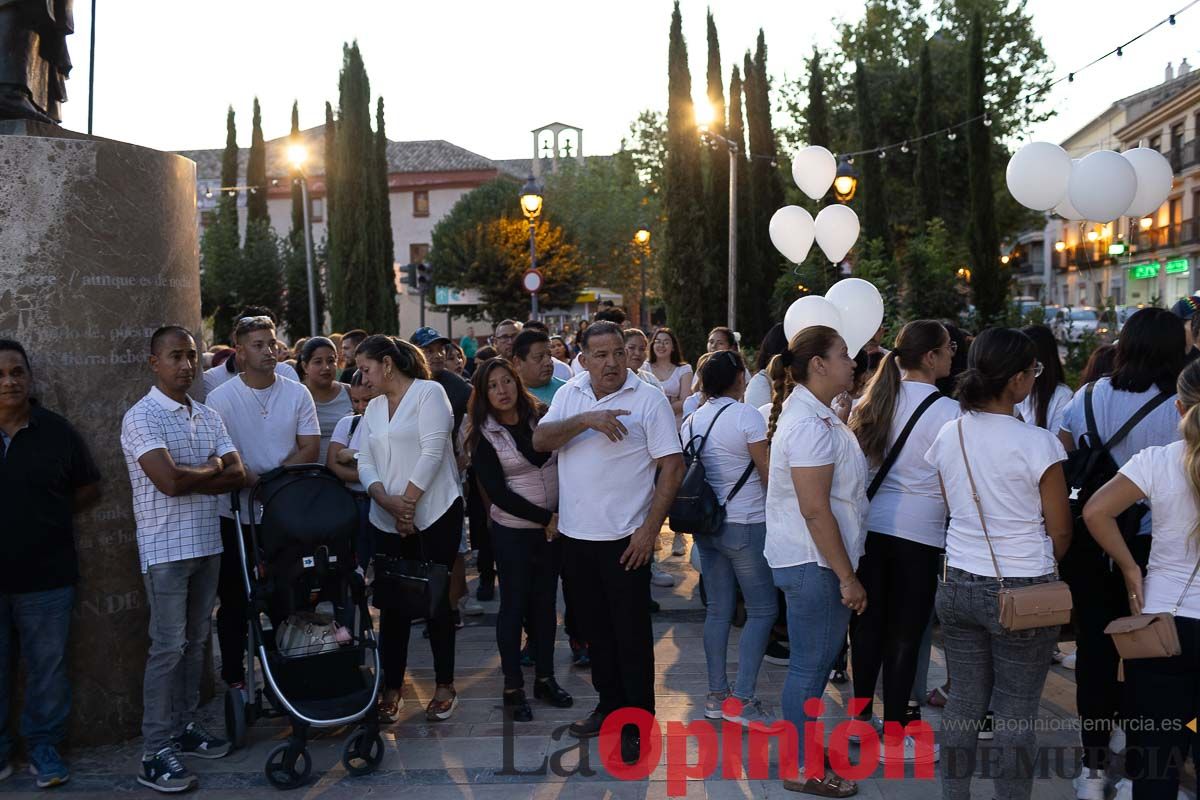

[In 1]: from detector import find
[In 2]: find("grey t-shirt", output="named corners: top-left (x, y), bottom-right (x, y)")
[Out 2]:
top-left (1061, 377), bottom-right (1181, 535)
top-left (314, 384), bottom-right (353, 464)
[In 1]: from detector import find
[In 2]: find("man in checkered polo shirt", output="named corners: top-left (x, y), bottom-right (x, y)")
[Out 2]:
top-left (121, 327), bottom-right (245, 793)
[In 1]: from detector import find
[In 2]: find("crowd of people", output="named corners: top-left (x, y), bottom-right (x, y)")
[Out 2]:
top-left (5, 295), bottom-right (1200, 798)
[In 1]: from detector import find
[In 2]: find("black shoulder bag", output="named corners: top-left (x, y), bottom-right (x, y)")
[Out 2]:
top-left (865, 390), bottom-right (943, 501)
top-left (668, 403), bottom-right (756, 537)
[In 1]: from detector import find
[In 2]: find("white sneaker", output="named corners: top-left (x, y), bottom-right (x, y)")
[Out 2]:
top-left (1073, 767), bottom-right (1107, 800)
top-left (1113, 777), bottom-right (1132, 800)
top-left (1061, 651), bottom-right (1077, 670)
top-left (650, 564), bottom-right (677, 587)
top-left (672, 533), bottom-right (687, 556)
top-left (459, 597), bottom-right (484, 616)
top-left (1110, 726), bottom-right (1126, 755)
top-left (722, 697), bottom-right (779, 729)
top-left (881, 736), bottom-right (940, 765)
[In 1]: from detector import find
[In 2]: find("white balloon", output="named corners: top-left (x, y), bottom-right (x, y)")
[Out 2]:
top-left (1069, 150), bottom-right (1138, 223)
top-left (825, 278), bottom-right (885, 356)
top-left (783, 295), bottom-right (844, 344)
top-left (792, 145), bottom-right (837, 201)
top-left (1006, 141), bottom-right (1071, 211)
top-left (814, 204), bottom-right (861, 263)
top-left (1054, 159), bottom-right (1086, 220)
top-left (768, 206), bottom-right (816, 263)
top-left (1122, 147), bottom-right (1174, 218)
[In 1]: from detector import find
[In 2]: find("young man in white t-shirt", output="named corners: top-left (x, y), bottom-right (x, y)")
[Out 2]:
top-left (533, 321), bottom-right (684, 763)
top-left (205, 317), bottom-right (320, 698)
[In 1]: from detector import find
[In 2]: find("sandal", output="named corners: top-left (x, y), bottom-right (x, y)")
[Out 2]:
top-left (783, 773), bottom-right (858, 797)
top-left (377, 688), bottom-right (402, 723)
top-left (926, 683), bottom-right (949, 708)
top-left (426, 685), bottom-right (458, 721)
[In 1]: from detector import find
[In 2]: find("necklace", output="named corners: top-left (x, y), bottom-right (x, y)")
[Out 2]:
top-left (245, 378), bottom-right (276, 418)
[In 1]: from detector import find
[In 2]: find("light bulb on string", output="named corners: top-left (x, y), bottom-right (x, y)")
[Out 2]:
top-left (947, 131), bottom-right (957, 141)
top-left (770, 159), bottom-right (778, 168)
top-left (878, 149), bottom-right (886, 159)
top-left (900, 141), bottom-right (910, 153)
top-left (983, 113), bottom-right (992, 127)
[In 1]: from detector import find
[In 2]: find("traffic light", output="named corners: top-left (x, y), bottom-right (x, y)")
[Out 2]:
top-left (402, 263), bottom-right (417, 289)
top-left (417, 263), bottom-right (432, 289)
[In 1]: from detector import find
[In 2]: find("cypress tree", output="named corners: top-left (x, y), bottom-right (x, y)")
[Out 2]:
top-left (200, 107), bottom-right (242, 343)
top-left (323, 101), bottom-right (338, 321)
top-left (284, 100), bottom-right (320, 337)
top-left (966, 13), bottom-right (1003, 324)
top-left (914, 42), bottom-right (942, 223)
top-left (807, 49), bottom-right (832, 205)
top-left (246, 97), bottom-right (268, 223)
top-left (855, 60), bottom-right (890, 255)
top-left (729, 65), bottom-right (755, 334)
top-left (329, 41), bottom-right (380, 331)
top-left (702, 10), bottom-right (728, 327)
top-left (743, 31), bottom-right (785, 345)
top-left (370, 96), bottom-right (397, 332)
top-left (662, 2), bottom-right (710, 359)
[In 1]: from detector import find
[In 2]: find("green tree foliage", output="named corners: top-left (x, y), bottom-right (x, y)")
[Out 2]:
top-left (374, 96), bottom-right (396, 314)
top-left (328, 42), bottom-right (396, 333)
top-left (701, 10), bottom-right (729, 328)
top-left (854, 60), bottom-right (890, 254)
top-left (200, 106), bottom-right (241, 343)
top-left (966, 13), bottom-right (1004, 325)
top-left (283, 101), bottom-right (321, 339)
top-left (238, 220), bottom-right (284, 318)
top-left (729, 66), bottom-right (758, 332)
top-left (914, 42), bottom-right (941, 223)
top-left (429, 178), bottom-right (586, 322)
top-left (742, 32), bottom-right (786, 346)
top-left (903, 218), bottom-right (965, 321)
top-left (662, 2), bottom-right (711, 358)
top-left (322, 101), bottom-right (338, 320)
top-left (246, 97), bottom-right (268, 223)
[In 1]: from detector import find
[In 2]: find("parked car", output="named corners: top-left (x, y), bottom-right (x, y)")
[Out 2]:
top-left (1046, 306), bottom-right (1105, 343)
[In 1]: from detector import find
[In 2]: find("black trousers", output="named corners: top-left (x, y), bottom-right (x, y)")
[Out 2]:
top-left (374, 499), bottom-right (464, 689)
top-left (467, 472), bottom-right (495, 582)
top-left (849, 531), bottom-right (941, 724)
top-left (562, 535), bottom-right (655, 715)
top-left (1124, 616), bottom-right (1200, 800)
top-left (492, 523), bottom-right (562, 690)
top-left (1061, 532), bottom-right (1151, 769)
top-left (217, 517), bottom-right (252, 685)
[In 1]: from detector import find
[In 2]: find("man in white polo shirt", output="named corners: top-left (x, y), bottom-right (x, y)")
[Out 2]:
top-left (205, 316), bottom-right (320, 699)
top-left (533, 320), bottom-right (684, 763)
top-left (121, 327), bottom-right (246, 793)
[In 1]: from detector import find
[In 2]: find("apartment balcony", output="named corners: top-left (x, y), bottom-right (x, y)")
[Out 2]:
top-left (1166, 139), bottom-right (1200, 174)
top-left (1132, 218), bottom-right (1200, 252)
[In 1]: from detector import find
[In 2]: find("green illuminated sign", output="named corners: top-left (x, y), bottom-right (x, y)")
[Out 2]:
top-left (1129, 263), bottom-right (1160, 281)
top-left (1166, 258), bottom-right (1189, 274)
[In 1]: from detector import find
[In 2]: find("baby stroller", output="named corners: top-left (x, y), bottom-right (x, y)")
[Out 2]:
top-left (224, 465), bottom-right (383, 790)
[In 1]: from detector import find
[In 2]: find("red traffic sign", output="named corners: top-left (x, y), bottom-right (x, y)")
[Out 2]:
top-left (522, 269), bottom-right (544, 293)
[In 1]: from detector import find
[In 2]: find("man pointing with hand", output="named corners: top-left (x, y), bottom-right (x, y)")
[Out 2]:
top-left (532, 320), bottom-right (684, 765)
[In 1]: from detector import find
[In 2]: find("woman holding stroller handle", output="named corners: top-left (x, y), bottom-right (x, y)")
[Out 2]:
top-left (466, 358), bottom-right (573, 722)
top-left (353, 336), bottom-right (464, 723)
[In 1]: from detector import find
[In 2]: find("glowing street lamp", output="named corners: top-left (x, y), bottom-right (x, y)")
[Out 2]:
top-left (519, 176), bottom-right (544, 319)
top-left (288, 142), bottom-right (318, 336)
top-left (833, 157), bottom-right (858, 202)
top-left (633, 224), bottom-right (652, 328)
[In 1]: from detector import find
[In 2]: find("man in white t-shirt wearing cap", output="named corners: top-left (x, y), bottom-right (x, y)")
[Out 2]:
top-left (533, 320), bottom-right (683, 764)
top-left (205, 316), bottom-right (320, 699)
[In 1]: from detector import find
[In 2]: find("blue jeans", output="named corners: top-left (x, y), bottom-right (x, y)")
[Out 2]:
top-left (0, 586), bottom-right (74, 759)
top-left (695, 521), bottom-right (775, 699)
top-left (773, 563), bottom-right (851, 771)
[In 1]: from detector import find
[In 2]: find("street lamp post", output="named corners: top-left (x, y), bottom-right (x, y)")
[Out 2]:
top-left (634, 225), bottom-right (651, 329)
top-left (287, 143), bottom-right (319, 337)
top-left (697, 106), bottom-right (739, 331)
top-left (520, 176), bottom-right (544, 320)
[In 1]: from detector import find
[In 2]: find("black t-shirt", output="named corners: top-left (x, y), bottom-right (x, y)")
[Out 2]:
top-left (433, 369), bottom-right (472, 446)
top-left (0, 404), bottom-right (100, 593)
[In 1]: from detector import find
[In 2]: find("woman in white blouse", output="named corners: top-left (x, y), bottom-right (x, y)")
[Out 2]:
top-left (1084, 358), bottom-right (1200, 800)
top-left (354, 335), bottom-right (464, 724)
top-left (648, 327), bottom-right (693, 425)
top-left (764, 325), bottom-right (867, 798)
top-left (925, 327), bottom-right (1072, 800)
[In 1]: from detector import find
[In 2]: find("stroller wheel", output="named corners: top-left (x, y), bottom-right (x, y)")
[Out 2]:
top-left (224, 687), bottom-right (247, 750)
top-left (342, 726), bottom-right (385, 776)
top-left (264, 742), bottom-right (311, 790)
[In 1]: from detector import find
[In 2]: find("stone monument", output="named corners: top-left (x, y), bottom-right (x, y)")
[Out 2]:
top-left (0, 123), bottom-right (202, 744)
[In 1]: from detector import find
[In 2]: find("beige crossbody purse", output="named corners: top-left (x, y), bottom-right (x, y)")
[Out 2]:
top-left (957, 419), bottom-right (1073, 631)
top-left (1103, 558), bottom-right (1200, 660)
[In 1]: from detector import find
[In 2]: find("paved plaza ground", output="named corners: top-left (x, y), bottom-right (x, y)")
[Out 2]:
top-left (0, 531), bottom-right (1179, 798)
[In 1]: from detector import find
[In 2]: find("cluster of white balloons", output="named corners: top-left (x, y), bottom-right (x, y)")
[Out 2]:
top-left (768, 146), bottom-right (862, 265)
top-left (782, 278), bottom-right (884, 356)
top-left (1006, 141), bottom-right (1174, 222)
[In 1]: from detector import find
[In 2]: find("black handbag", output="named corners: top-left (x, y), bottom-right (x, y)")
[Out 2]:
top-left (371, 529), bottom-right (449, 618)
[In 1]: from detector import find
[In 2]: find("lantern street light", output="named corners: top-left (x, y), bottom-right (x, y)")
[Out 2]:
top-left (519, 176), bottom-right (544, 320)
top-left (633, 224), bottom-right (652, 329)
top-left (287, 143), bottom-right (319, 337)
top-left (833, 157), bottom-right (859, 202)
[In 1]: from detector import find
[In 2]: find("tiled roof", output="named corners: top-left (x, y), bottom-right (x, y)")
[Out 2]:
top-left (177, 124), bottom-right (501, 180)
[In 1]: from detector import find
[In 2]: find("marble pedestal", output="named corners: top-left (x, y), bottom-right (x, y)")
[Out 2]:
top-left (0, 124), bottom-right (201, 745)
